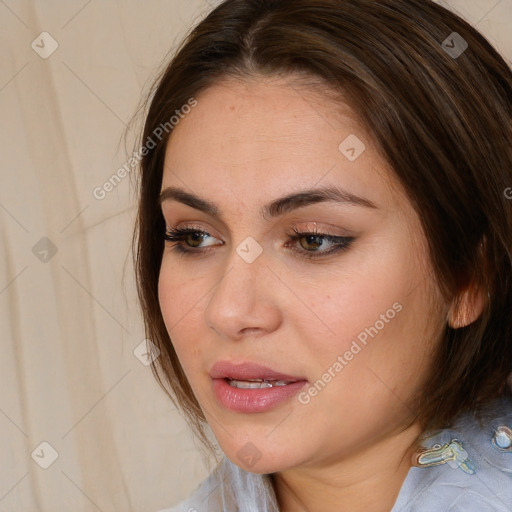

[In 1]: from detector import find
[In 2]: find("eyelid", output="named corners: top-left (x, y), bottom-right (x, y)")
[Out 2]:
top-left (166, 222), bottom-right (220, 239)
top-left (292, 221), bottom-right (355, 238)
top-left (164, 219), bottom-right (353, 239)
top-left (164, 223), bottom-right (355, 260)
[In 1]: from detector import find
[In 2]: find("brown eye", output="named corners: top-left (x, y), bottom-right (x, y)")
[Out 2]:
top-left (182, 232), bottom-right (207, 248)
top-left (299, 234), bottom-right (325, 251)
top-left (286, 229), bottom-right (355, 259)
top-left (163, 226), bottom-right (355, 260)
top-left (164, 227), bottom-right (221, 255)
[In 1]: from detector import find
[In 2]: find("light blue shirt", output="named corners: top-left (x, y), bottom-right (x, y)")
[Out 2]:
top-left (161, 396), bottom-right (512, 511)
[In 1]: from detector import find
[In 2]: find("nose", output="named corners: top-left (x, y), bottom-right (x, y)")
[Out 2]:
top-left (203, 246), bottom-right (283, 342)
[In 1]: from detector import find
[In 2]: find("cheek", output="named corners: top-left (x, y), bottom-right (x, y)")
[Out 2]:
top-left (304, 248), bottom-right (438, 384)
top-left (157, 262), bottom-right (177, 329)
top-left (294, 279), bottom-right (440, 440)
top-left (157, 259), bottom-right (203, 361)
top-left (158, 256), bottom-right (202, 322)
top-left (309, 287), bottom-right (399, 374)
top-left (302, 256), bottom-right (402, 346)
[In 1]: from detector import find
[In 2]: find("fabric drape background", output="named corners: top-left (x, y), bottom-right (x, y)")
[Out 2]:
top-left (0, 1), bottom-right (510, 510)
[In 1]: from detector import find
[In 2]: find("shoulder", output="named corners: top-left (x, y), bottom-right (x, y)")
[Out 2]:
top-left (157, 456), bottom-right (279, 512)
top-left (392, 395), bottom-right (512, 512)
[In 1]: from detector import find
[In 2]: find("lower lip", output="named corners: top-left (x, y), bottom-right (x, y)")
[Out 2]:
top-left (212, 378), bottom-right (308, 413)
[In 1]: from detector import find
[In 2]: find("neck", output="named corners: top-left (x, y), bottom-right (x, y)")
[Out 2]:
top-left (271, 422), bottom-right (422, 512)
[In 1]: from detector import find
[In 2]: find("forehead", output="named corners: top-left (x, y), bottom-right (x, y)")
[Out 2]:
top-left (162, 76), bottom-right (403, 215)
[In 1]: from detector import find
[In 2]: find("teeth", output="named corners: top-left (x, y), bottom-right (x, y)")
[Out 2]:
top-left (228, 379), bottom-right (292, 389)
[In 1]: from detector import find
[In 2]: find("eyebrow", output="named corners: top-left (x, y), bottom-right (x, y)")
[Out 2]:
top-left (159, 185), bottom-right (377, 221)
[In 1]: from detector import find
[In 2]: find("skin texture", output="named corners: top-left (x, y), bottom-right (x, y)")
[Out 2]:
top-left (157, 75), bottom-right (456, 512)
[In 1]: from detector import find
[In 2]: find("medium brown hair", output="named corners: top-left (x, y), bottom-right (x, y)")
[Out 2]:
top-left (132, 0), bottom-right (512, 453)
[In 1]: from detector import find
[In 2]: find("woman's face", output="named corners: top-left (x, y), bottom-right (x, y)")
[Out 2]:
top-left (158, 75), bottom-right (448, 474)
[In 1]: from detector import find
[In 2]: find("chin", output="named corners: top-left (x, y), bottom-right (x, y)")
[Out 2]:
top-left (216, 433), bottom-right (304, 475)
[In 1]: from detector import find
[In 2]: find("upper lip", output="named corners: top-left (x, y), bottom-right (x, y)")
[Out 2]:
top-left (210, 361), bottom-right (306, 382)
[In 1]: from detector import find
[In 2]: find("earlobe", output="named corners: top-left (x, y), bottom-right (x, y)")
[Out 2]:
top-left (448, 237), bottom-right (489, 329)
top-left (447, 283), bottom-right (486, 329)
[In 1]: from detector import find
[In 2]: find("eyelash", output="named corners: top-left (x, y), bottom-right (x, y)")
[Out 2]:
top-left (163, 226), bottom-right (355, 260)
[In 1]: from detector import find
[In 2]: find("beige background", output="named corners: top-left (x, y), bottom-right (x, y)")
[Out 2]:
top-left (0, 1), bottom-right (510, 511)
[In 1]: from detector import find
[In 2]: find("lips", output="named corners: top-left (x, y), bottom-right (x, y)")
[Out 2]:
top-left (209, 361), bottom-right (305, 382)
top-left (209, 361), bottom-right (308, 413)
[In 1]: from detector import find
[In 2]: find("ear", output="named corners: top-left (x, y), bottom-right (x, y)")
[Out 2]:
top-left (447, 282), bottom-right (486, 329)
top-left (448, 238), bottom-right (488, 329)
